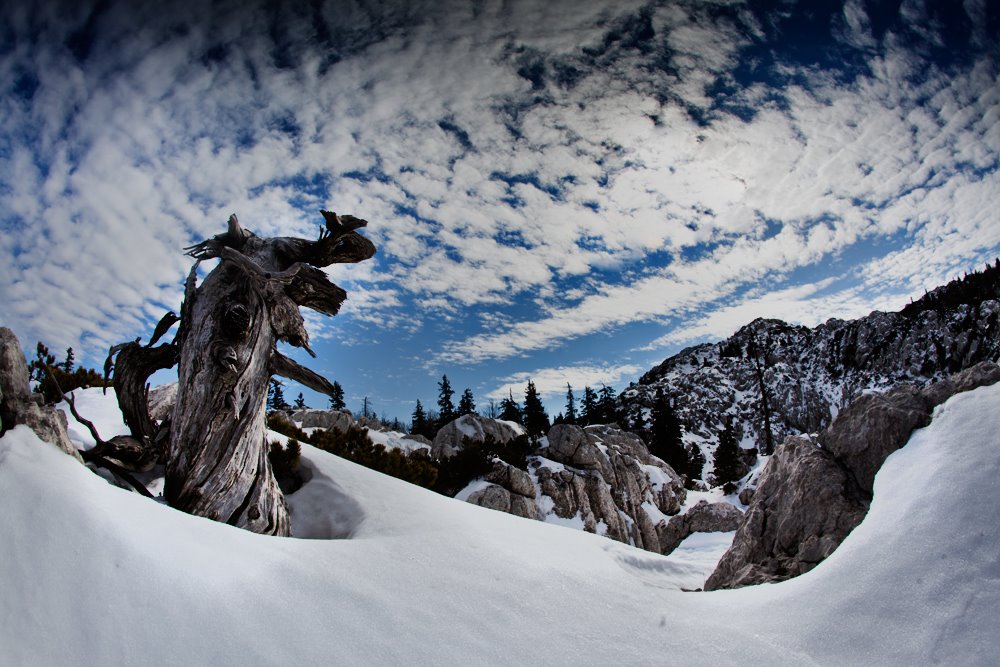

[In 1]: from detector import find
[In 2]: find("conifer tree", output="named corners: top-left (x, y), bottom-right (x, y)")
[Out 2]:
top-left (580, 386), bottom-right (598, 425)
top-left (649, 388), bottom-right (688, 477)
top-left (437, 374), bottom-right (457, 428)
top-left (411, 399), bottom-right (432, 438)
top-left (457, 388), bottom-right (476, 416)
top-left (62, 347), bottom-right (75, 373)
top-left (328, 381), bottom-right (346, 410)
top-left (522, 379), bottom-right (550, 440)
top-left (687, 443), bottom-right (706, 484)
top-left (564, 383), bottom-right (577, 424)
top-left (499, 390), bottom-right (523, 425)
top-left (598, 384), bottom-right (618, 424)
top-left (294, 392), bottom-right (306, 409)
top-left (712, 417), bottom-right (743, 492)
top-left (267, 380), bottom-right (289, 411)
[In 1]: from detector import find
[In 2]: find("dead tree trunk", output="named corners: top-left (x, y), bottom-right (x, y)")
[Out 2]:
top-left (111, 211), bottom-right (374, 536)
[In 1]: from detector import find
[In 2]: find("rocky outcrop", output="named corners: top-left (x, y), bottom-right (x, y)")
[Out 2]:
top-left (147, 382), bottom-right (177, 422)
top-left (290, 408), bottom-right (355, 433)
top-left (705, 362), bottom-right (1000, 590)
top-left (466, 460), bottom-right (539, 520)
top-left (534, 423), bottom-right (686, 553)
top-left (623, 267), bottom-right (1000, 468)
top-left (432, 414), bottom-right (525, 459)
top-left (0, 327), bottom-right (82, 461)
top-left (657, 501), bottom-right (744, 555)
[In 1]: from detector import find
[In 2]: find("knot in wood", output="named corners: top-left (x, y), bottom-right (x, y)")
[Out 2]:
top-left (221, 302), bottom-right (252, 340)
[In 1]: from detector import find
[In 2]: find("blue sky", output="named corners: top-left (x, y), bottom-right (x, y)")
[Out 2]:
top-left (2, 0), bottom-right (999, 421)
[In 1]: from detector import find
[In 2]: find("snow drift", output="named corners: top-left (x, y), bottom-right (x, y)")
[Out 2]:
top-left (2, 384), bottom-right (999, 664)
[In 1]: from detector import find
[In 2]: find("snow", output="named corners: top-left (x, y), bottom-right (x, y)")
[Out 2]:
top-left (364, 428), bottom-right (430, 455)
top-left (58, 387), bottom-right (132, 450)
top-left (2, 383), bottom-right (1000, 663)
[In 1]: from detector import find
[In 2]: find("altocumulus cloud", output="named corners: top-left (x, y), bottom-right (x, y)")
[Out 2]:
top-left (1, 0), bottom-right (998, 412)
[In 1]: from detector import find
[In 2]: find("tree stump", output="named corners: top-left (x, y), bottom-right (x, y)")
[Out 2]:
top-left (110, 211), bottom-right (375, 536)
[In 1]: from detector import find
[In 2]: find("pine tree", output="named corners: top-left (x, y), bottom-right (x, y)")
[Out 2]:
top-left (598, 384), bottom-right (618, 424)
top-left (522, 379), bottom-right (550, 441)
top-left (267, 380), bottom-right (289, 411)
top-left (411, 399), bottom-right (431, 438)
top-left (499, 390), bottom-right (523, 425)
top-left (437, 374), bottom-right (456, 428)
top-left (457, 388), bottom-right (476, 416)
top-left (328, 381), bottom-right (346, 410)
top-left (580, 386), bottom-right (598, 425)
top-left (687, 443), bottom-right (705, 485)
top-left (564, 384), bottom-right (577, 424)
top-left (62, 347), bottom-right (75, 373)
top-left (712, 417), bottom-right (743, 493)
top-left (649, 388), bottom-right (688, 477)
top-left (294, 392), bottom-right (306, 409)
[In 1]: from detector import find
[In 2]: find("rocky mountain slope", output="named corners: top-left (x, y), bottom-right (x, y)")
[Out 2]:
top-left (620, 262), bottom-right (1000, 476)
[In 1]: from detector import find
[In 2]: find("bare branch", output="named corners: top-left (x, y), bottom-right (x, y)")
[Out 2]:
top-left (270, 351), bottom-right (338, 397)
top-left (220, 246), bottom-right (304, 284)
top-left (284, 265), bottom-right (348, 316)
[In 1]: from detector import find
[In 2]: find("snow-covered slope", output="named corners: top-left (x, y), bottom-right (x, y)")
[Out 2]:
top-left (2, 383), bottom-right (999, 664)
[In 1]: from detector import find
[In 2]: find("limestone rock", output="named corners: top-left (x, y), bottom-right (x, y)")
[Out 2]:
top-left (485, 459), bottom-right (535, 499)
top-left (289, 408), bottom-right (355, 433)
top-left (147, 382), bottom-right (177, 422)
top-left (467, 483), bottom-right (538, 520)
top-left (705, 362), bottom-right (1000, 590)
top-left (432, 413), bottom-right (524, 459)
top-left (0, 327), bottom-right (82, 462)
top-left (546, 424), bottom-right (602, 467)
top-left (535, 422), bottom-right (686, 551)
top-left (657, 501), bottom-right (743, 555)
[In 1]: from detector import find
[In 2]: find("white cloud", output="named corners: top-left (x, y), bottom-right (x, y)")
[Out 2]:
top-left (487, 362), bottom-right (644, 404)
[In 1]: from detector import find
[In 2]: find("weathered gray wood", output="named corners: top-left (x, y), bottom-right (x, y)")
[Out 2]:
top-left (155, 212), bottom-right (374, 536)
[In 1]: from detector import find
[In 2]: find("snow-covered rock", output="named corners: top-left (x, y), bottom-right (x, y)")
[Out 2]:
top-left (530, 422), bottom-right (686, 553)
top-left (706, 361), bottom-right (1000, 590)
top-left (622, 271), bottom-right (1000, 473)
top-left (658, 500), bottom-right (744, 555)
top-left (290, 408), bottom-right (355, 433)
top-left (431, 413), bottom-right (525, 458)
top-left (146, 382), bottom-right (177, 422)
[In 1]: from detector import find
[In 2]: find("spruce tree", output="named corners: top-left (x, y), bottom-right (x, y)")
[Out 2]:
top-left (564, 384), bottom-right (577, 424)
top-left (62, 347), bottom-right (75, 373)
top-left (267, 380), bottom-right (289, 411)
top-left (294, 392), bottom-right (306, 409)
top-left (522, 379), bottom-right (550, 441)
top-left (457, 388), bottom-right (476, 416)
top-left (499, 390), bottom-right (523, 425)
top-left (580, 386), bottom-right (598, 425)
top-left (597, 384), bottom-right (618, 424)
top-left (411, 400), bottom-right (432, 438)
top-left (687, 443), bottom-right (705, 485)
top-left (437, 374), bottom-right (457, 428)
top-left (328, 381), bottom-right (346, 410)
top-left (649, 388), bottom-right (688, 477)
top-left (712, 417), bottom-right (742, 492)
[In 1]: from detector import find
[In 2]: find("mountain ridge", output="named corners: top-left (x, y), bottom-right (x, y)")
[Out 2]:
top-left (621, 260), bottom-right (1000, 478)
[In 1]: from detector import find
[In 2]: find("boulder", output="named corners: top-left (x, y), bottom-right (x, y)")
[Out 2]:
top-left (705, 362), bottom-right (1000, 590)
top-left (289, 409), bottom-right (355, 433)
top-left (546, 424), bottom-right (602, 467)
top-left (535, 422), bottom-right (686, 551)
top-left (432, 414), bottom-right (524, 459)
top-left (657, 501), bottom-right (743, 555)
top-left (485, 459), bottom-right (535, 499)
top-left (0, 327), bottom-right (81, 462)
top-left (147, 382), bottom-right (177, 422)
